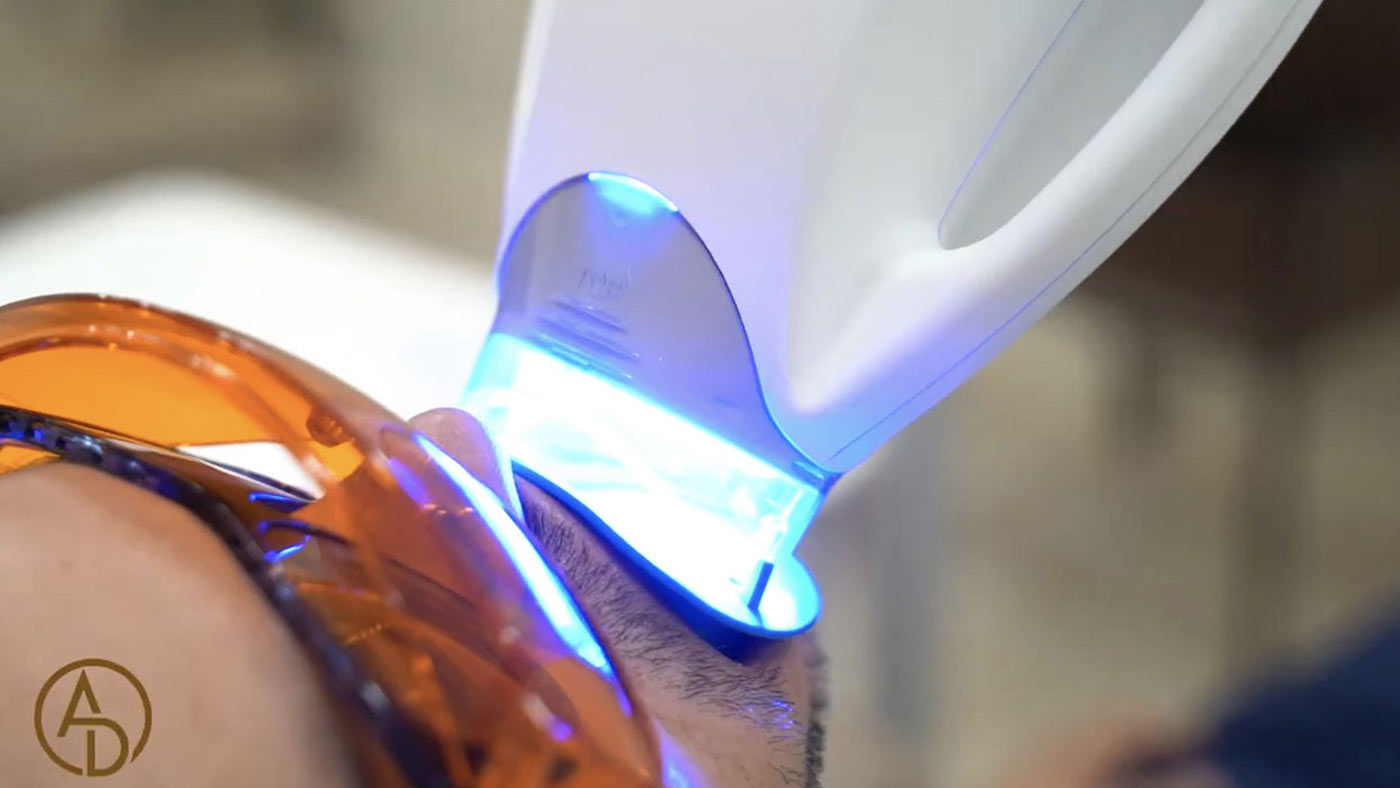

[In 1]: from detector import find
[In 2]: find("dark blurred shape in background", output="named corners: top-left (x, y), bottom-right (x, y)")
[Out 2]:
top-left (1089, 0), bottom-right (1400, 671)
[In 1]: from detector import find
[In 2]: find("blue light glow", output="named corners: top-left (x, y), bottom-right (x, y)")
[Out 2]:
top-left (464, 334), bottom-right (823, 631)
top-left (247, 490), bottom-right (307, 513)
top-left (385, 457), bottom-right (432, 508)
top-left (265, 540), bottom-right (308, 564)
top-left (586, 172), bottom-right (678, 215)
top-left (256, 519), bottom-right (311, 563)
top-left (413, 434), bottom-right (615, 676)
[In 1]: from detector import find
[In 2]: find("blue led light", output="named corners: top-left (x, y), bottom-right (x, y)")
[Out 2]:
top-left (585, 171), bottom-right (678, 215)
top-left (413, 434), bottom-right (616, 676)
top-left (464, 334), bottom-right (823, 632)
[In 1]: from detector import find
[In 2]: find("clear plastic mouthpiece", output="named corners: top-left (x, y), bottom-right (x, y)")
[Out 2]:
top-left (464, 173), bottom-right (836, 639)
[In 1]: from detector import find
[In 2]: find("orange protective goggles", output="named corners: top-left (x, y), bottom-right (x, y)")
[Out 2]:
top-left (0, 294), bottom-right (661, 787)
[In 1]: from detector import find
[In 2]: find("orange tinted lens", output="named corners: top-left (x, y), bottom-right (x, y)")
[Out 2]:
top-left (0, 295), bottom-right (661, 787)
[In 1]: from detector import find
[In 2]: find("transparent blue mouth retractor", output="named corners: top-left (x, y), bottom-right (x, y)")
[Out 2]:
top-left (464, 173), bottom-right (838, 646)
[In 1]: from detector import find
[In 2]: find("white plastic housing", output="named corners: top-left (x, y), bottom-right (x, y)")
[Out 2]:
top-left (504, 0), bottom-right (1319, 471)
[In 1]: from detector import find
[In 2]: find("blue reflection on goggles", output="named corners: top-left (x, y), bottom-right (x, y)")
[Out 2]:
top-left (414, 434), bottom-right (614, 676)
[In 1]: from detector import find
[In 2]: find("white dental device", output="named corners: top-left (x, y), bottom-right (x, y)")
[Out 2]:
top-left (465, 0), bottom-right (1320, 645)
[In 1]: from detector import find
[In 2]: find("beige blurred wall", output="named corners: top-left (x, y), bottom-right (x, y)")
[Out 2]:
top-left (261, 0), bottom-right (530, 260)
top-left (0, 0), bottom-right (530, 262)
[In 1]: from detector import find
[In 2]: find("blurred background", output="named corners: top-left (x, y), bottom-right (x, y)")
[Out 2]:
top-left (1, 2), bottom-right (1398, 786)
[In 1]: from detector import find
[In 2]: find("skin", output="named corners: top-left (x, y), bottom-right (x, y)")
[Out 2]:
top-left (0, 405), bottom-right (1235, 788)
top-left (0, 462), bottom-right (360, 788)
top-left (412, 413), bottom-right (1226, 788)
top-left (0, 409), bottom-right (824, 788)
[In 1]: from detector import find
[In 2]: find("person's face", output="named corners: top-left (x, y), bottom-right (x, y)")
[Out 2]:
top-left (413, 409), bottom-right (829, 788)
top-left (0, 409), bottom-right (825, 788)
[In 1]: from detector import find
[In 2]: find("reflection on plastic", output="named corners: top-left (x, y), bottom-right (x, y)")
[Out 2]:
top-left (464, 333), bottom-right (822, 632)
top-left (586, 172), bottom-right (679, 215)
top-left (414, 433), bottom-right (615, 676)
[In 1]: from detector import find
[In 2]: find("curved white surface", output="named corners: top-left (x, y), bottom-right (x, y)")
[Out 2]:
top-left (507, 0), bottom-right (1319, 470)
top-left (0, 172), bottom-right (496, 418)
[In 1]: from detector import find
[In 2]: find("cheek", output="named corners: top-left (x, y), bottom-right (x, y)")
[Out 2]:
top-left (0, 466), bottom-right (361, 788)
top-left (629, 651), bottom-right (816, 788)
top-left (654, 724), bottom-right (709, 788)
top-left (514, 481), bottom-right (822, 786)
top-left (653, 712), bottom-right (809, 788)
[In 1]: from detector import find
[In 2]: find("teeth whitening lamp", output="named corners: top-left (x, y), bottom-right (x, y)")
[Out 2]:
top-left (465, 0), bottom-right (1319, 645)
